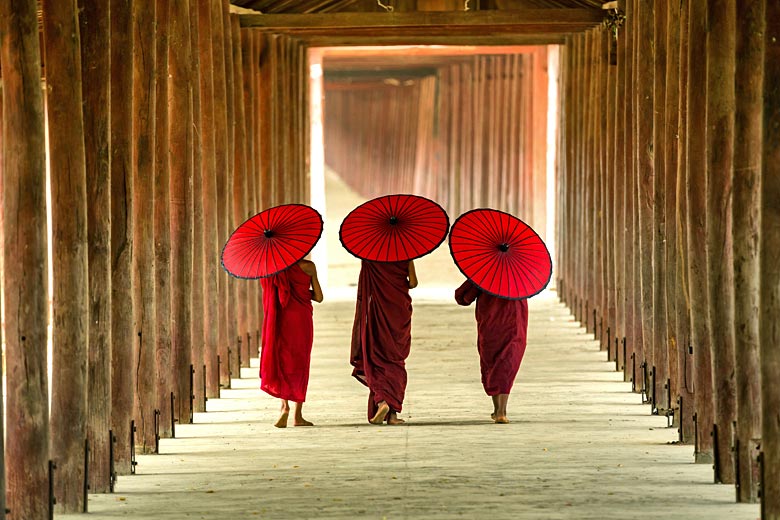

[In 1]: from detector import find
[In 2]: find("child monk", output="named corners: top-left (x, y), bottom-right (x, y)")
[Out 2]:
top-left (350, 260), bottom-right (418, 425)
top-left (259, 259), bottom-right (323, 428)
top-left (455, 279), bottom-right (529, 424)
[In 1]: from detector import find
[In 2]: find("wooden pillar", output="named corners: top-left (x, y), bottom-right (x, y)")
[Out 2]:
top-left (169, 0), bottom-right (194, 426)
top-left (652, 0), bottom-right (669, 414)
top-left (131, 0), bottom-right (158, 453)
top-left (605, 30), bottom-right (617, 359)
top-left (706, 0), bottom-right (737, 484)
top-left (110, 0), bottom-right (135, 473)
top-left (0, 0), bottom-right (50, 515)
top-left (153, 0), bottom-right (173, 440)
top-left (197, 0), bottom-right (220, 399)
top-left (687, 0), bottom-right (714, 463)
top-left (0, 82), bottom-right (6, 520)
top-left (732, 0), bottom-right (764, 502)
top-left (761, 1), bottom-right (780, 515)
top-left (189, 0), bottom-right (206, 414)
top-left (614, 1), bottom-right (627, 375)
top-left (231, 16), bottom-right (249, 369)
top-left (43, 0), bottom-right (90, 510)
top-left (78, 0), bottom-right (112, 493)
top-left (258, 33), bottom-right (272, 209)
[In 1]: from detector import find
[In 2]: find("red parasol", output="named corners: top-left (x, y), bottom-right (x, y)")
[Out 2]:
top-left (339, 194), bottom-right (450, 262)
top-left (449, 208), bottom-right (552, 300)
top-left (221, 204), bottom-right (323, 279)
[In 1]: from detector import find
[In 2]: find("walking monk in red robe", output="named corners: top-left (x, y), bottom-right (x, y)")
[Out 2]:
top-left (351, 260), bottom-right (418, 425)
top-left (260, 259), bottom-right (323, 428)
top-left (455, 279), bottom-right (529, 424)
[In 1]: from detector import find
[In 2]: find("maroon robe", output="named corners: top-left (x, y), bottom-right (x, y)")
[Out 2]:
top-left (350, 260), bottom-right (412, 420)
top-left (455, 279), bottom-right (529, 395)
top-left (259, 264), bottom-right (315, 402)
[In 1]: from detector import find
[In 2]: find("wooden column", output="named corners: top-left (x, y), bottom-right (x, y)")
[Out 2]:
top-left (131, 0), bottom-right (158, 453)
top-left (189, 0), bottom-right (206, 414)
top-left (614, 1), bottom-right (626, 375)
top-left (761, 1), bottom-right (780, 515)
top-left (687, 0), bottom-right (714, 463)
top-left (169, 0), bottom-right (194, 425)
top-left (706, 0), bottom-right (737, 484)
top-left (0, 83), bottom-right (5, 520)
top-left (732, 0), bottom-right (764, 502)
top-left (153, 0), bottom-right (173, 440)
top-left (78, 0), bottom-right (112, 493)
top-left (231, 16), bottom-right (249, 369)
top-left (0, 0), bottom-right (50, 515)
top-left (258, 33), bottom-right (272, 209)
top-left (110, 0), bottom-right (135, 473)
top-left (43, 0), bottom-right (90, 510)
top-left (198, 0), bottom-right (220, 399)
top-left (630, 0), bottom-right (643, 390)
top-left (605, 31), bottom-right (617, 359)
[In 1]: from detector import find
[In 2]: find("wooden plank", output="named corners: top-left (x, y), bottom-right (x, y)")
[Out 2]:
top-left (169, 0), bottom-right (194, 425)
top-left (153, 0), bottom-right (173, 440)
top-left (687, 0), bottom-right (714, 464)
top-left (705, 0), bottom-right (737, 484)
top-left (733, 0), bottom-right (764, 501)
top-left (43, 0), bottom-right (90, 510)
top-left (109, 0), bottom-right (135, 474)
top-left (78, 0), bottom-right (112, 493)
top-left (0, 0), bottom-right (50, 516)
top-left (131, 0), bottom-right (159, 454)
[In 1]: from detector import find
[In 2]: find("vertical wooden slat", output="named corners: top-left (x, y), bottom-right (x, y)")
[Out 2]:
top-left (78, 0), bottom-right (112, 493)
top-left (732, 0), bottom-right (764, 502)
top-left (131, 0), bottom-right (158, 453)
top-left (43, 0), bottom-right (90, 510)
top-left (110, 0), bottom-right (135, 473)
top-left (169, 0), bottom-right (194, 425)
top-left (706, 0), bottom-right (737, 484)
top-left (0, 0), bottom-right (50, 515)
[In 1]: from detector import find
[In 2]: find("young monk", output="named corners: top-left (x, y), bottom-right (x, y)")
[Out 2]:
top-left (259, 259), bottom-right (323, 428)
top-left (454, 279), bottom-right (529, 424)
top-left (350, 260), bottom-right (418, 425)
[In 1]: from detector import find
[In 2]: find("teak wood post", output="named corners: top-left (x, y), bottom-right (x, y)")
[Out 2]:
top-left (706, 0), bottom-right (737, 484)
top-left (42, 0), bottom-right (90, 510)
top-left (0, 0), bottom-right (50, 516)
top-left (110, 0), bottom-right (135, 474)
top-left (153, 0), bottom-right (173, 440)
top-left (211, 0), bottom-right (231, 389)
top-left (0, 83), bottom-right (5, 520)
top-left (197, 0), bottom-right (220, 399)
top-left (189, 0), bottom-right (206, 414)
top-left (686, 0), bottom-right (714, 464)
top-left (732, 0), bottom-right (764, 502)
top-left (605, 31), bottom-right (617, 359)
top-left (625, 0), bottom-right (639, 387)
top-left (131, 0), bottom-right (159, 454)
top-left (761, 1), bottom-right (780, 515)
top-left (78, 0), bottom-right (113, 493)
top-left (614, 2), bottom-right (627, 372)
top-left (169, 0), bottom-right (194, 426)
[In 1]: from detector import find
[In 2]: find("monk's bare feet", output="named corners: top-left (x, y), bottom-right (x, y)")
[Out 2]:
top-left (387, 415), bottom-right (405, 425)
top-left (370, 401), bottom-right (390, 424)
top-left (493, 415), bottom-right (510, 424)
top-left (491, 412), bottom-right (497, 421)
top-left (294, 417), bottom-right (314, 427)
top-left (274, 410), bottom-right (289, 428)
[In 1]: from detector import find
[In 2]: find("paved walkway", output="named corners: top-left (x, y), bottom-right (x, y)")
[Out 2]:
top-left (60, 291), bottom-right (758, 520)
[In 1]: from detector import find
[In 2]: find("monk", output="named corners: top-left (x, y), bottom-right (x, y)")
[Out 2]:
top-left (350, 260), bottom-right (418, 425)
top-left (260, 259), bottom-right (323, 428)
top-left (454, 279), bottom-right (529, 424)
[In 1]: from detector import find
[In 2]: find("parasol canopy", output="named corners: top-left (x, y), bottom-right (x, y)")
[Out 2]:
top-left (339, 194), bottom-right (450, 262)
top-left (448, 208), bottom-right (552, 300)
top-left (221, 203), bottom-right (323, 279)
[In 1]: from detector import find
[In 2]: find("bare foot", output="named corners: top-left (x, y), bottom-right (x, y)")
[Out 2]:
top-left (387, 416), bottom-right (405, 425)
top-left (274, 410), bottom-right (289, 428)
top-left (369, 401), bottom-right (390, 424)
top-left (493, 415), bottom-right (510, 424)
top-left (294, 418), bottom-right (314, 427)
top-left (491, 413), bottom-right (496, 421)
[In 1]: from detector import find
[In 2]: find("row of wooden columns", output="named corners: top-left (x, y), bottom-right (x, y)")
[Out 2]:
top-left (0, 2), bottom-right (309, 517)
top-left (556, 0), bottom-right (778, 514)
top-left (323, 49), bottom-right (550, 240)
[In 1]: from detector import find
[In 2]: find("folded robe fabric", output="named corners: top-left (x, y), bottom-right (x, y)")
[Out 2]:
top-left (259, 263), bottom-right (314, 403)
top-left (350, 260), bottom-right (412, 419)
top-left (455, 279), bottom-right (529, 395)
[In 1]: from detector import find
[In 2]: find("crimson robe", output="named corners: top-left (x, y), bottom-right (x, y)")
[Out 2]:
top-left (455, 279), bottom-right (529, 395)
top-left (259, 264), bottom-right (314, 402)
top-left (350, 260), bottom-right (412, 420)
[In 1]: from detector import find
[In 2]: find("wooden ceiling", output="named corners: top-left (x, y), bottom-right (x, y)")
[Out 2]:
top-left (230, 0), bottom-right (605, 12)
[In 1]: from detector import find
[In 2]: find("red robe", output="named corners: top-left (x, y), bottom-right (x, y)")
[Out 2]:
top-left (455, 279), bottom-right (529, 395)
top-left (259, 264), bottom-right (314, 402)
top-left (350, 260), bottom-right (412, 419)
